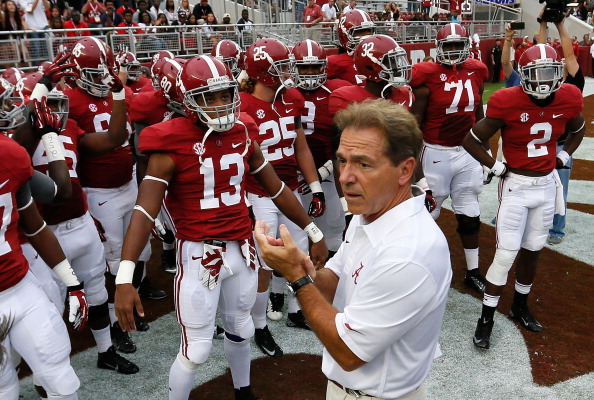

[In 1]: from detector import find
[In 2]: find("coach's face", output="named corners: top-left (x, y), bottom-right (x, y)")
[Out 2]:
top-left (337, 126), bottom-right (403, 223)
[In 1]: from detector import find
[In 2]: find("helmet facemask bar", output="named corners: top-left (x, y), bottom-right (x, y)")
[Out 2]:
top-left (520, 61), bottom-right (563, 99)
top-left (126, 62), bottom-right (142, 82)
top-left (0, 83), bottom-right (26, 130)
top-left (377, 48), bottom-right (412, 88)
top-left (184, 81), bottom-right (241, 132)
top-left (216, 56), bottom-right (240, 78)
top-left (77, 67), bottom-right (109, 97)
top-left (346, 23), bottom-right (375, 53)
top-left (268, 57), bottom-right (297, 88)
top-left (295, 58), bottom-right (327, 90)
top-left (47, 90), bottom-right (70, 131)
top-left (436, 37), bottom-right (470, 66)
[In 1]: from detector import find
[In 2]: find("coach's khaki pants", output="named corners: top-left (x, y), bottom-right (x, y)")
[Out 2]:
top-left (326, 380), bottom-right (427, 400)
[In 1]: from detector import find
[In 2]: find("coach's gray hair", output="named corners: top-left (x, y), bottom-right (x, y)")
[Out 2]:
top-left (333, 99), bottom-right (423, 167)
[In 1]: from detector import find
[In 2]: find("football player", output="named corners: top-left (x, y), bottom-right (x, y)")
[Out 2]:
top-left (0, 78), bottom-right (86, 400)
top-left (240, 38), bottom-right (329, 357)
top-left (410, 22), bottom-right (489, 293)
top-left (114, 55), bottom-right (327, 400)
top-left (328, 9), bottom-right (375, 84)
top-left (211, 39), bottom-right (244, 80)
top-left (465, 44), bottom-right (585, 349)
top-left (64, 37), bottom-right (153, 348)
top-left (120, 50), bottom-right (153, 93)
top-left (12, 55), bottom-right (141, 375)
top-left (264, 38), bottom-right (347, 322)
top-left (129, 57), bottom-right (187, 275)
top-left (328, 34), bottom-right (414, 231)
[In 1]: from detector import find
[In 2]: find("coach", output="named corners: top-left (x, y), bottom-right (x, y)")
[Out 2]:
top-left (255, 99), bottom-right (452, 400)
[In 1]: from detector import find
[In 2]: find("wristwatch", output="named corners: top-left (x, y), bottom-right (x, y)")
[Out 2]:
top-left (287, 275), bottom-right (313, 294)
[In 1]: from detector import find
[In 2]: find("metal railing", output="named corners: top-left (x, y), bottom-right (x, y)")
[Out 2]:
top-left (0, 18), bottom-right (514, 68)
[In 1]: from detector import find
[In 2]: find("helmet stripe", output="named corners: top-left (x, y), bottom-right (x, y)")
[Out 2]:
top-left (538, 44), bottom-right (547, 59)
top-left (203, 55), bottom-right (221, 78)
top-left (306, 39), bottom-right (313, 57)
top-left (89, 37), bottom-right (107, 59)
top-left (215, 40), bottom-right (223, 57)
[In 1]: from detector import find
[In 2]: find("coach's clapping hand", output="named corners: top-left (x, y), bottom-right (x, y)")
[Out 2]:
top-left (255, 221), bottom-right (310, 283)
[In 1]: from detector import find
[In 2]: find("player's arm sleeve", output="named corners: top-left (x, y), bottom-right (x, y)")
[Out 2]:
top-left (28, 170), bottom-right (58, 204)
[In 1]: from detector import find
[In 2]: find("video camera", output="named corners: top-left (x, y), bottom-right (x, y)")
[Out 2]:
top-left (538, 0), bottom-right (579, 23)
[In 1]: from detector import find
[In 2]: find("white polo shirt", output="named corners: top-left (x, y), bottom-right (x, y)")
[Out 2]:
top-left (322, 187), bottom-right (452, 399)
top-left (322, 3), bottom-right (337, 20)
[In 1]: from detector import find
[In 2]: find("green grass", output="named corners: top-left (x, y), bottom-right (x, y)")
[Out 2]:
top-left (483, 81), bottom-right (506, 103)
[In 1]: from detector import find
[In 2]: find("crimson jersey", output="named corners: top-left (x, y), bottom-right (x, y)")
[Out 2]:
top-left (410, 59), bottom-right (488, 146)
top-left (33, 119), bottom-right (88, 225)
top-left (0, 135), bottom-right (34, 291)
top-left (299, 79), bottom-right (351, 168)
top-left (127, 77), bottom-right (154, 94)
top-left (64, 87), bottom-right (135, 188)
top-left (327, 53), bottom-right (360, 85)
top-left (129, 89), bottom-right (170, 126)
top-left (240, 88), bottom-right (305, 195)
top-left (139, 115), bottom-right (257, 242)
top-left (328, 85), bottom-right (414, 116)
top-left (487, 85), bottom-right (582, 172)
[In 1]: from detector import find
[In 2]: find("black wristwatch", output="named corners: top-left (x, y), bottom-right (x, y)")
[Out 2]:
top-left (287, 275), bottom-right (313, 294)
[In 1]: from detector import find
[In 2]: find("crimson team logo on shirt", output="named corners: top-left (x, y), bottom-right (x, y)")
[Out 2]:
top-left (193, 142), bottom-right (205, 156)
top-left (89, 104), bottom-right (97, 112)
top-left (352, 262), bottom-right (364, 284)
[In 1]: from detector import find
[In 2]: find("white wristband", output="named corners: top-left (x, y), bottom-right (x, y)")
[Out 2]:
top-left (309, 180), bottom-right (322, 194)
top-left (115, 260), bottom-right (136, 285)
top-left (304, 222), bottom-right (324, 243)
top-left (491, 161), bottom-right (507, 177)
top-left (31, 83), bottom-right (50, 102)
top-left (53, 259), bottom-right (80, 287)
top-left (340, 197), bottom-right (349, 213)
top-left (318, 160), bottom-right (333, 181)
top-left (41, 132), bottom-right (65, 162)
top-left (415, 177), bottom-right (429, 190)
top-left (556, 150), bottom-right (570, 167)
top-left (112, 88), bottom-right (125, 101)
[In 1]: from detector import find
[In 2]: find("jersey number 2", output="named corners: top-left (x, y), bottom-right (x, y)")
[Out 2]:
top-left (527, 122), bottom-right (552, 158)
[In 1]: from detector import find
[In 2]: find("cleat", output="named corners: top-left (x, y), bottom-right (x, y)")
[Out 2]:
top-left (473, 318), bottom-right (494, 349)
top-left (139, 277), bottom-right (167, 300)
top-left (97, 345), bottom-right (139, 374)
top-left (254, 326), bottom-right (283, 357)
top-left (111, 322), bottom-right (137, 353)
top-left (509, 305), bottom-right (543, 332)
top-left (464, 269), bottom-right (486, 293)
top-left (286, 310), bottom-right (310, 330)
top-left (213, 325), bottom-right (225, 340)
top-left (161, 249), bottom-right (177, 274)
top-left (266, 292), bottom-right (284, 321)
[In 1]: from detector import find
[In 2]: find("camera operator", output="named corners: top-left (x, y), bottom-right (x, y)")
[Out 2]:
top-left (536, 7), bottom-right (584, 245)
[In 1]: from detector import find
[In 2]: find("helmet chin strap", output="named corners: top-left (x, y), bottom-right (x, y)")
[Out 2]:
top-left (198, 120), bottom-right (251, 166)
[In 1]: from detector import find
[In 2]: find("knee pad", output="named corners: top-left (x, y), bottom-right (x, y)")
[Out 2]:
top-left (85, 287), bottom-right (108, 307)
top-left (35, 361), bottom-right (79, 398)
top-left (176, 352), bottom-right (200, 372)
top-left (186, 339), bottom-right (213, 365)
top-left (220, 312), bottom-right (255, 340)
top-left (88, 302), bottom-right (109, 323)
top-left (485, 249), bottom-right (518, 286)
top-left (456, 214), bottom-right (481, 236)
